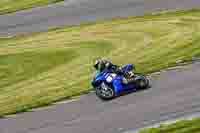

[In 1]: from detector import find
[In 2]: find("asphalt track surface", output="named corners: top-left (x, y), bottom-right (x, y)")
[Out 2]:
top-left (0, 0), bottom-right (200, 133)
top-left (1, 0), bottom-right (200, 36)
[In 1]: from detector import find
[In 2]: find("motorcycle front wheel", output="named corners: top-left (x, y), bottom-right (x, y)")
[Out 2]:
top-left (95, 82), bottom-right (115, 100)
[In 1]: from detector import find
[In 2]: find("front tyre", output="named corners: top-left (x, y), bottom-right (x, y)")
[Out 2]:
top-left (95, 82), bottom-right (115, 100)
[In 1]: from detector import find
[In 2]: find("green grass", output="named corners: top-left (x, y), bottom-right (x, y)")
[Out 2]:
top-left (140, 118), bottom-right (200, 133)
top-left (0, 0), bottom-right (64, 15)
top-left (1, 9), bottom-right (200, 116)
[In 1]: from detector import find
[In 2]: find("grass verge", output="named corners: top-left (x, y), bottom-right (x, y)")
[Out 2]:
top-left (0, 0), bottom-right (64, 15)
top-left (0, 9), bottom-right (200, 116)
top-left (140, 118), bottom-right (200, 133)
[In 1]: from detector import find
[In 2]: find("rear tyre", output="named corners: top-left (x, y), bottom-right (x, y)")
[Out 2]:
top-left (95, 82), bottom-right (115, 100)
top-left (135, 75), bottom-right (150, 89)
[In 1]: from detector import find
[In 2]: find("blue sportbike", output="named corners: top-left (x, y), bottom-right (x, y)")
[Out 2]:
top-left (91, 64), bottom-right (150, 100)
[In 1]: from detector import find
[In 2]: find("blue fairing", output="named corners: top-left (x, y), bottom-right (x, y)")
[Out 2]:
top-left (121, 64), bottom-right (134, 72)
top-left (92, 64), bottom-right (137, 96)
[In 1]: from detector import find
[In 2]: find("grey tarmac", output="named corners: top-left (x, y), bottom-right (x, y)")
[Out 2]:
top-left (0, 0), bottom-right (200, 36)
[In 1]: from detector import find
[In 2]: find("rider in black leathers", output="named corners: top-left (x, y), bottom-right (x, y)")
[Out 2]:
top-left (93, 58), bottom-right (135, 84)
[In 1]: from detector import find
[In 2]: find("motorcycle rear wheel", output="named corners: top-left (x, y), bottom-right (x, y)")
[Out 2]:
top-left (135, 75), bottom-right (150, 89)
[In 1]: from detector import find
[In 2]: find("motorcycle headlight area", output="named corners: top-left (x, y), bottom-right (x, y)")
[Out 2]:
top-left (106, 73), bottom-right (117, 83)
